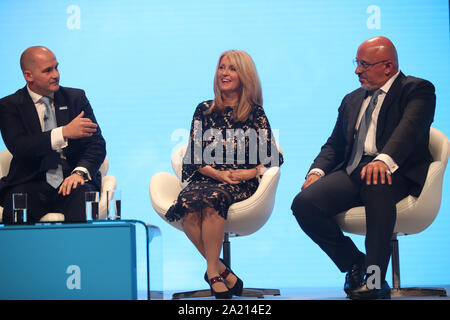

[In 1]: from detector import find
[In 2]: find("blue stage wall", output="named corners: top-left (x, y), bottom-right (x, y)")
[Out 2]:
top-left (0, 0), bottom-right (449, 291)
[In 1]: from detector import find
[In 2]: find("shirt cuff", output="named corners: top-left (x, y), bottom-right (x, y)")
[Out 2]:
top-left (51, 127), bottom-right (68, 150)
top-left (307, 168), bottom-right (325, 178)
top-left (72, 167), bottom-right (92, 181)
top-left (374, 153), bottom-right (399, 173)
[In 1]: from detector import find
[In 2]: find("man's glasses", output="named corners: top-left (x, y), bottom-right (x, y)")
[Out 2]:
top-left (353, 59), bottom-right (389, 69)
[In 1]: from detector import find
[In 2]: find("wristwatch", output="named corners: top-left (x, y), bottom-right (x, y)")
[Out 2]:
top-left (73, 170), bottom-right (88, 181)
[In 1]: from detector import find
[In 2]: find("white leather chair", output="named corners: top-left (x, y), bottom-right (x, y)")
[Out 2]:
top-left (0, 149), bottom-right (116, 222)
top-left (149, 144), bottom-right (281, 299)
top-left (336, 128), bottom-right (449, 297)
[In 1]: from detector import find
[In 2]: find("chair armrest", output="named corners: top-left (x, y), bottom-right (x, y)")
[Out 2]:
top-left (226, 166), bottom-right (281, 236)
top-left (149, 172), bottom-right (184, 231)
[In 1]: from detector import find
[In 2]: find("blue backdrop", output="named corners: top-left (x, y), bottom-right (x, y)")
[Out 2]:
top-left (1, 0), bottom-right (449, 293)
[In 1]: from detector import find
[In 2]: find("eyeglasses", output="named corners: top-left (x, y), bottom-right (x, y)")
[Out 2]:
top-left (353, 59), bottom-right (389, 69)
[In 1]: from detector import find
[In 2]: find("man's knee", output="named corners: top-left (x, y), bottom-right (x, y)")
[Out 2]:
top-left (291, 192), bottom-right (303, 216)
top-left (291, 191), bottom-right (316, 220)
top-left (360, 183), bottom-right (395, 203)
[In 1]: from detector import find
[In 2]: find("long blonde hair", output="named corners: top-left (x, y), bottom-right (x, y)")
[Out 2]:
top-left (207, 50), bottom-right (263, 122)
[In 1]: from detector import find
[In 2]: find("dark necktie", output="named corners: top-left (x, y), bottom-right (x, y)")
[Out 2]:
top-left (346, 89), bottom-right (382, 175)
top-left (41, 96), bottom-right (64, 188)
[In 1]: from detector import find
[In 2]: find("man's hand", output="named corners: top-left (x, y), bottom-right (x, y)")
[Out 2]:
top-left (58, 173), bottom-right (85, 196)
top-left (361, 160), bottom-right (392, 185)
top-left (301, 173), bottom-right (321, 190)
top-left (62, 111), bottom-right (98, 139)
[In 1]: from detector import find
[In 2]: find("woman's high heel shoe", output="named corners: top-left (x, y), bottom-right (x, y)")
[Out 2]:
top-left (220, 267), bottom-right (244, 296)
top-left (204, 259), bottom-right (244, 296)
top-left (209, 276), bottom-right (232, 299)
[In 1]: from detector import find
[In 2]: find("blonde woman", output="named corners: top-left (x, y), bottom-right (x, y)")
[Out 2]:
top-left (166, 50), bottom-right (283, 299)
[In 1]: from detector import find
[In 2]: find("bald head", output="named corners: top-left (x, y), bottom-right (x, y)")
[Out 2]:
top-left (359, 36), bottom-right (399, 71)
top-left (355, 36), bottom-right (399, 90)
top-left (20, 46), bottom-right (55, 72)
top-left (20, 46), bottom-right (60, 96)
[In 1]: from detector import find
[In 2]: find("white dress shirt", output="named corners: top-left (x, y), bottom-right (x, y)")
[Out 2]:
top-left (27, 86), bottom-right (91, 180)
top-left (27, 86), bottom-right (67, 150)
top-left (309, 71), bottom-right (401, 178)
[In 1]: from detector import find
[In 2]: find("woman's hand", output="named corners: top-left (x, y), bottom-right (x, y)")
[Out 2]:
top-left (198, 166), bottom-right (240, 184)
top-left (229, 168), bottom-right (258, 182)
top-left (198, 166), bottom-right (258, 184)
top-left (215, 170), bottom-right (241, 184)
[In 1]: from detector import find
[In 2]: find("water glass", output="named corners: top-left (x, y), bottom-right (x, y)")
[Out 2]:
top-left (85, 191), bottom-right (100, 220)
top-left (107, 189), bottom-right (121, 220)
top-left (12, 193), bottom-right (27, 224)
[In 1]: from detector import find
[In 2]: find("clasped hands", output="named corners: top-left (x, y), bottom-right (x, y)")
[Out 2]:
top-left (216, 168), bottom-right (257, 184)
top-left (302, 160), bottom-right (392, 190)
top-left (202, 167), bottom-right (257, 185)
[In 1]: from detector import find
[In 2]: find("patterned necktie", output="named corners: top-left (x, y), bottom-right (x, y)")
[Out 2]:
top-left (346, 89), bottom-right (382, 175)
top-left (41, 96), bottom-right (64, 188)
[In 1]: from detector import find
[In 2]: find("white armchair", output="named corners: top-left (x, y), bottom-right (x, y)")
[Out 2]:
top-left (0, 149), bottom-right (116, 222)
top-left (336, 128), bottom-right (449, 297)
top-left (149, 144), bottom-right (281, 298)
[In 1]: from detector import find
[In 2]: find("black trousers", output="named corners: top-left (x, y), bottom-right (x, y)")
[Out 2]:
top-left (1, 178), bottom-right (98, 224)
top-left (291, 157), bottom-right (411, 282)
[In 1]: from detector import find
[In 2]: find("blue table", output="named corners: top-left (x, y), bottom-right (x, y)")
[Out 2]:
top-left (0, 220), bottom-right (161, 300)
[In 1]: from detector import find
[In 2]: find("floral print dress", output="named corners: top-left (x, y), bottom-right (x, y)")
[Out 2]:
top-left (165, 100), bottom-right (283, 222)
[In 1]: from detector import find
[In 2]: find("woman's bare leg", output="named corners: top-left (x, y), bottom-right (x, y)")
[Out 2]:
top-left (201, 207), bottom-right (228, 292)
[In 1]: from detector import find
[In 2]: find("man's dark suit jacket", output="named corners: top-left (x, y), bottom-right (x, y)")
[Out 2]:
top-left (0, 85), bottom-right (106, 201)
top-left (309, 72), bottom-right (436, 197)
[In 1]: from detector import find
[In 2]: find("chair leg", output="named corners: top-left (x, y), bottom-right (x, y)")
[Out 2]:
top-left (172, 233), bottom-right (281, 299)
top-left (223, 233), bottom-right (231, 267)
top-left (222, 232), bottom-right (280, 298)
top-left (172, 289), bottom-right (213, 299)
top-left (390, 235), bottom-right (447, 297)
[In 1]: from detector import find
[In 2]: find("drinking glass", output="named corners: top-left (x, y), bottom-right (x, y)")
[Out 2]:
top-left (12, 193), bottom-right (27, 224)
top-left (107, 189), bottom-right (121, 220)
top-left (85, 191), bottom-right (100, 220)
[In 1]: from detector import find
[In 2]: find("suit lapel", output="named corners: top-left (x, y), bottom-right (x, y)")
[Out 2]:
top-left (346, 89), bottom-right (367, 143)
top-left (53, 88), bottom-right (70, 126)
top-left (18, 87), bottom-right (42, 133)
top-left (376, 72), bottom-right (405, 142)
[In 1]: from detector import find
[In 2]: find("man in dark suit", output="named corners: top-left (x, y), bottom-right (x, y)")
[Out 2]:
top-left (0, 46), bottom-right (106, 224)
top-left (291, 36), bottom-right (435, 299)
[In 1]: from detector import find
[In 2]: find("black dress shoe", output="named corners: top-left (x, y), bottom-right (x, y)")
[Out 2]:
top-left (344, 256), bottom-right (365, 295)
top-left (349, 280), bottom-right (391, 300)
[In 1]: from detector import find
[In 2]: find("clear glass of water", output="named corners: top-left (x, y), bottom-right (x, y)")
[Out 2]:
top-left (12, 193), bottom-right (27, 224)
top-left (107, 189), bottom-right (121, 220)
top-left (85, 191), bottom-right (100, 220)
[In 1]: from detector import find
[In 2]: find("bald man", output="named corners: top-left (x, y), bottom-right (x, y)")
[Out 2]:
top-left (291, 37), bottom-right (435, 299)
top-left (0, 46), bottom-right (106, 223)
